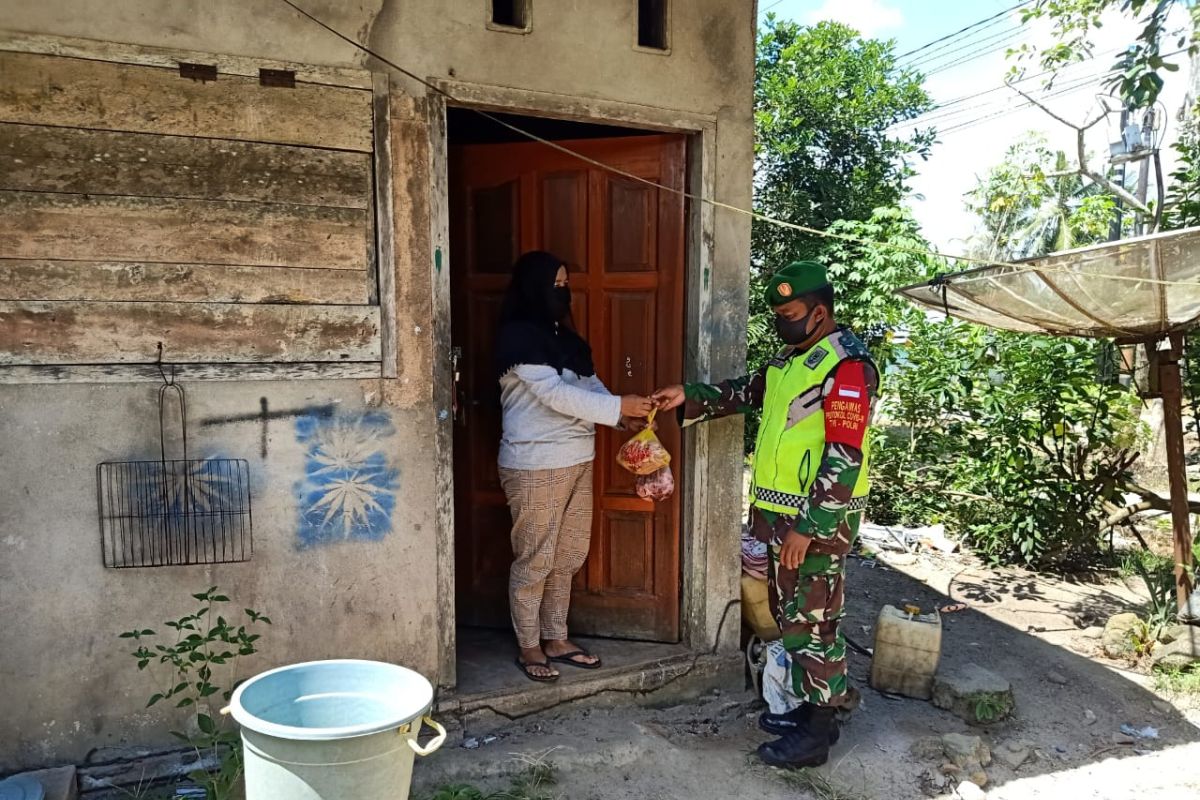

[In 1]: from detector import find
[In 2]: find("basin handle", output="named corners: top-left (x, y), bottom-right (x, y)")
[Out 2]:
top-left (406, 715), bottom-right (447, 757)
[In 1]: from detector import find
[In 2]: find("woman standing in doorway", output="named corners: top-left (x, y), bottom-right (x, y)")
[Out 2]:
top-left (496, 251), bottom-right (654, 682)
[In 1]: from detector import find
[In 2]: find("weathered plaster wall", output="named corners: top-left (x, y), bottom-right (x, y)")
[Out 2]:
top-left (0, 380), bottom-right (440, 770)
top-left (0, 0), bottom-right (756, 770)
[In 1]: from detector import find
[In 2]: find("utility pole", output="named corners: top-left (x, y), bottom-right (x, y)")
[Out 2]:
top-left (1134, 108), bottom-right (1156, 236)
top-left (1109, 107), bottom-right (1129, 241)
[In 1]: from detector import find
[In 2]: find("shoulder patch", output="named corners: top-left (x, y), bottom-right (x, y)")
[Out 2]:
top-left (767, 345), bottom-right (794, 369)
top-left (804, 346), bottom-right (829, 369)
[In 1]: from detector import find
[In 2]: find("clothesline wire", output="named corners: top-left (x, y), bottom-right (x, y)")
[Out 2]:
top-left (276, 0), bottom-right (1200, 293)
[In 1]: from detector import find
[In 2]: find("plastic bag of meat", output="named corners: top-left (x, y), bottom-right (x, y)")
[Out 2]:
top-left (636, 466), bottom-right (675, 502)
top-left (616, 410), bottom-right (671, 476)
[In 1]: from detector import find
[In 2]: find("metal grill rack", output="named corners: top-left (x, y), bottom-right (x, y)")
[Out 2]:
top-left (97, 355), bottom-right (253, 568)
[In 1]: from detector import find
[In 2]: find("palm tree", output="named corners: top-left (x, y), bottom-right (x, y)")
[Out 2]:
top-left (968, 140), bottom-right (1114, 261)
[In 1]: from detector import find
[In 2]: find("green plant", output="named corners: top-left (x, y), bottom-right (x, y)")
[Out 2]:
top-left (746, 17), bottom-right (935, 453)
top-left (1153, 665), bottom-right (1200, 695)
top-left (1009, 0), bottom-right (1197, 108)
top-left (966, 136), bottom-right (1118, 260)
top-left (1123, 549), bottom-right (1179, 633)
top-left (428, 786), bottom-right (487, 800)
top-left (776, 768), bottom-right (868, 800)
top-left (972, 692), bottom-right (1013, 724)
top-left (424, 762), bottom-right (558, 800)
top-left (120, 587), bottom-right (272, 800)
top-left (869, 319), bottom-right (1146, 567)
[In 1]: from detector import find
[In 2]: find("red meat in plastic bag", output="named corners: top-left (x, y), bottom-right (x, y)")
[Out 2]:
top-left (636, 466), bottom-right (675, 502)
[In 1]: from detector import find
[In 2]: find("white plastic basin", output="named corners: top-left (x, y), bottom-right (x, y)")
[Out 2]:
top-left (229, 659), bottom-right (444, 800)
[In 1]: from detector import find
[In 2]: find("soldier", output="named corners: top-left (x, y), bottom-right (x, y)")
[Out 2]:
top-left (653, 260), bottom-right (877, 768)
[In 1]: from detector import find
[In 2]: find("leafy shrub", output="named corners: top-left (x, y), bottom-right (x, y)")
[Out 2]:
top-left (120, 587), bottom-right (271, 800)
top-left (870, 320), bottom-right (1146, 566)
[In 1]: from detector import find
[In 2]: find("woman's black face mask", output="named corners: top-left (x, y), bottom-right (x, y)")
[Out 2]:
top-left (548, 285), bottom-right (572, 321)
top-left (774, 306), bottom-right (818, 345)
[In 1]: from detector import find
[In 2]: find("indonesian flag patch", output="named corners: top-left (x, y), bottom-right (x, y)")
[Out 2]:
top-left (824, 361), bottom-right (870, 449)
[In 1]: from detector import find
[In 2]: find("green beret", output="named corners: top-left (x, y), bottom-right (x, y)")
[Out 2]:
top-left (764, 261), bottom-right (829, 307)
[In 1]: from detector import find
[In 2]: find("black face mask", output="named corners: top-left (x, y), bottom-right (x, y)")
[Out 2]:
top-left (774, 308), bottom-right (818, 345)
top-left (548, 286), bottom-right (572, 322)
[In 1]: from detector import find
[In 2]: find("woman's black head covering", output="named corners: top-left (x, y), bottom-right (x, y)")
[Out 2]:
top-left (495, 250), bottom-right (596, 379)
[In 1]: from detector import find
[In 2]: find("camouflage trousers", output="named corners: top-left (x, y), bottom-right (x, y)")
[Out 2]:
top-left (756, 509), bottom-right (851, 709)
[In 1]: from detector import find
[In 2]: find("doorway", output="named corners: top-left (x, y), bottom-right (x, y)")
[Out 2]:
top-left (448, 110), bottom-right (687, 654)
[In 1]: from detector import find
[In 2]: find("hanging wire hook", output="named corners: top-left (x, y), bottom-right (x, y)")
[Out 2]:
top-left (156, 342), bottom-right (174, 386)
top-left (929, 273), bottom-right (953, 318)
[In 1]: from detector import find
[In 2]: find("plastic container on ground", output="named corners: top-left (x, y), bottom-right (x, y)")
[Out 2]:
top-left (869, 604), bottom-right (943, 700)
top-left (228, 659), bottom-right (445, 800)
top-left (741, 574), bottom-right (779, 642)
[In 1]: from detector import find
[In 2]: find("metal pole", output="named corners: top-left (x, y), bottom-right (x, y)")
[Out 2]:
top-left (1155, 333), bottom-right (1197, 612)
top-left (1135, 159), bottom-right (1150, 237)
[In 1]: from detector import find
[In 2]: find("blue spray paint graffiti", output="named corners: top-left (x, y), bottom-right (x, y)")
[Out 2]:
top-left (295, 411), bottom-right (399, 548)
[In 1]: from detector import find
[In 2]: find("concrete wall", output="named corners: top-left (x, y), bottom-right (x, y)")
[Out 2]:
top-left (0, 381), bottom-right (440, 769)
top-left (0, 0), bottom-right (756, 771)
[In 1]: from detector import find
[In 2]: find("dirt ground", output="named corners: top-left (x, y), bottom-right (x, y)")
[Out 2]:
top-left (413, 547), bottom-right (1200, 800)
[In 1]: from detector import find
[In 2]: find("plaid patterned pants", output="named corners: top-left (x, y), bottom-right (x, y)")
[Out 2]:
top-left (499, 463), bottom-right (593, 650)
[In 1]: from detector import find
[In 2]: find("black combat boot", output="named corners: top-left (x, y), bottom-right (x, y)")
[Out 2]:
top-left (758, 704), bottom-right (841, 743)
top-left (756, 705), bottom-right (837, 769)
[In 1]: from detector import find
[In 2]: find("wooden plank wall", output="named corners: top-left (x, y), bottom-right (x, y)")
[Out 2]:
top-left (0, 49), bottom-right (383, 373)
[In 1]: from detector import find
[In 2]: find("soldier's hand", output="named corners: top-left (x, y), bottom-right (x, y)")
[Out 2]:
top-left (780, 530), bottom-right (812, 571)
top-left (652, 385), bottom-right (685, 411)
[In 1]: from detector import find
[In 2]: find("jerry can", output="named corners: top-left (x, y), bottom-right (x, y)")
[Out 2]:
top-left (869, 604), bottom-right (942, 700)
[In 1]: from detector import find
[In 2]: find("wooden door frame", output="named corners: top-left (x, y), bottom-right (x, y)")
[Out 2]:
top-left (426, 79), bottom-right (722, 689)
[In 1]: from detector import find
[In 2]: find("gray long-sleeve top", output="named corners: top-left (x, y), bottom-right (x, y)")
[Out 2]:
top-left (498, 364), bottom-right (622, 471)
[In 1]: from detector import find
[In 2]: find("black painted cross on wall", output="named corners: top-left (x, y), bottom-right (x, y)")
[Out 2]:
top-left (200, 398), bottom-right (337, 459)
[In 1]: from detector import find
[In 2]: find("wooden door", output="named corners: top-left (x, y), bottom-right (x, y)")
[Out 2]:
top-left (450, 134), bottom-right (685, 642)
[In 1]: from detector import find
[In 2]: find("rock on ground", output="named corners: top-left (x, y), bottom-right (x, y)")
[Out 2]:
top-left (1102, 612), bottom-right (1142, 659)
top-left (942, 733), bottom-right (991, 768)
top-left (1157, 624), bottom-right (1192, 645)
top-left (994, 741), bottom-right (1032, 771)
top-left (1153, 631), bottom-right (1200, 670)
top-left (932, 663), bottom-right (1015, 724)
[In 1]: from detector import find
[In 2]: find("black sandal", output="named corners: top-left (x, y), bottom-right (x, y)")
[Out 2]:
top-left (515, 657), bottom-right (559, 683)
top-left (547, 649), bottom-right (602, 670)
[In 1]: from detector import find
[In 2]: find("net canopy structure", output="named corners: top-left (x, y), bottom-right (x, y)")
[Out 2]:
top-left (898, 227), bottom-right (1200, 342)
top-left (896, 226), bottom-right (1200, 615)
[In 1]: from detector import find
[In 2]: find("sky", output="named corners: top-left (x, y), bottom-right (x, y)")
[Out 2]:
top-left (758, 0), bottom-right (1196, 252)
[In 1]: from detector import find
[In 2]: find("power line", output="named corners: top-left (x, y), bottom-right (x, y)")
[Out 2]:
top-left (904, 24), bottom-right (1023, 70)
top-left (895, 1), bottom-right (1033, 61)
top-left (936, 75), bottom-right (1104, 135)
top-left (931, 45), bottom-right (1190, 135)
top-left (920, 29), bottom-right (1030, 78)
top-left (905, 64), bottom-right (1109, 128)
top-left (904, 49), bottom-right (1121, 124)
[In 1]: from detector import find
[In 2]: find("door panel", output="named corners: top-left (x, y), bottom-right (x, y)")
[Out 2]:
top-left (451, 134), bottom-right (685, 641)
top-left (541, 171), bottom-right (588, 272)
top-left (469, 180), bottom-right (520, 274)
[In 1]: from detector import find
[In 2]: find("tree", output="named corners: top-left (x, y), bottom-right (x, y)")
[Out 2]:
top-left (1011, 0), bottom-right (1199, 108)
top-left (966, 134), bottom-right (1118, 260)
top-left (745, 19), bottom-right (938, 452)
top-left (753, 18), bottom-right (935, 272)
top-left (1163, 108), bottom-right (1200, 228)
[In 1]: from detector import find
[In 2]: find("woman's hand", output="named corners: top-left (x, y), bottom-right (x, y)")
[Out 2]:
top-left (652, 385), bottom-right (685, 411)
top-left (620, 394), bottom-right (654, 418)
